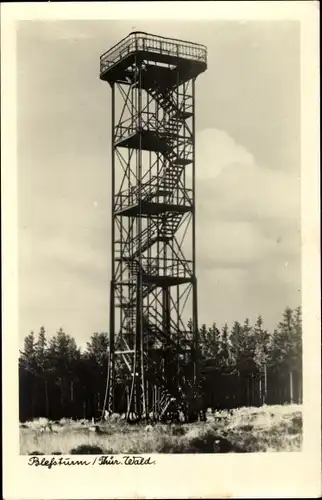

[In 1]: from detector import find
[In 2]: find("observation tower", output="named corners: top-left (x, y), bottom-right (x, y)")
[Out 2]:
top-left (99, 32), bottom-right (207, 421)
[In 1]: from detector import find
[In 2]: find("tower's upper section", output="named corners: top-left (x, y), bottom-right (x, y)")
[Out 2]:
top-left (100, 31), bottom-right (207, 86)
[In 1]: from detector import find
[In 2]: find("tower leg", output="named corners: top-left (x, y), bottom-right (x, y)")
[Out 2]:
top-left (163, 286), bottom-right (172, 385)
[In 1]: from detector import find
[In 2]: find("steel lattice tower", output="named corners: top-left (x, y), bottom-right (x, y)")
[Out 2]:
top-left (99, 32), bottom-right (207, 421)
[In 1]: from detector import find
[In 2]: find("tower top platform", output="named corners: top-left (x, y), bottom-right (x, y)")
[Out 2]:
top-left (100, 31), bottom-right (207, 85)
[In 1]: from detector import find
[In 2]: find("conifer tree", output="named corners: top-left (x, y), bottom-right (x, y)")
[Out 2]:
top-left (34, 327), bottom-right (50, 416)
top-left (219, 323), bottom-right (230, 369)
top-left (19, 331), bottom-right (37, 417)
top-left (47, 328), bottom-right (80, 415)
top-left (20, 331), bottom-right (37, 374)
top-left (229, 321), bottom-right (242, 372)
top-left (241, 318), bottom-right (257, 373)
top-left (84, 332), bottom-right (109, 413)
top-left (206, 322), bottom-right (221, 360)
top-left (253, 315), bottom-right (270, 403)
top-left (198, 323), bottom-right (209, 359)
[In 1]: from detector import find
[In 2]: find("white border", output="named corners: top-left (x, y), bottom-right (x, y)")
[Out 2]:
top-left (1, 2), bottom-right (321, 499)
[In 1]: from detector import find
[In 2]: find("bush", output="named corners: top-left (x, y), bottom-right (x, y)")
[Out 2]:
top-left (238, 424), bottom-right (254, 432)
top-left (69, 444), bottom-right (104, 455)
top-left (291, 414), bottom-right (302, 432)
top-left (169, 425), bottom-right (186, 436)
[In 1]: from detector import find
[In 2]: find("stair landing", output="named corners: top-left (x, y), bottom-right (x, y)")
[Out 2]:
top-left (115, 201), bottom-right (193, 217)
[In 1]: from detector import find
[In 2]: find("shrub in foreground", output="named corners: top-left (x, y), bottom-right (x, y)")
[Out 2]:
top-left (69, 444), bottom-right (104, 455)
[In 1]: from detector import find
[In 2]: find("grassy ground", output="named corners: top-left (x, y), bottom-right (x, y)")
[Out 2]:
top-left (20, 404), bottom-right (302, 455)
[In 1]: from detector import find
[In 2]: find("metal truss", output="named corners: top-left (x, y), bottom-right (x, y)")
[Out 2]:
top-left (99, 32), bottom-right (207, 420)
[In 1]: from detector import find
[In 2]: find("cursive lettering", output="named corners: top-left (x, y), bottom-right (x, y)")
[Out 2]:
top-left (123, 455), bottom-right (156, 465)
top-left (28, 456), bottom-right (91, 469)
top-left (98, 455), bottom-right (122, 465)
top-left (27, 454), bottom-right (156, 468)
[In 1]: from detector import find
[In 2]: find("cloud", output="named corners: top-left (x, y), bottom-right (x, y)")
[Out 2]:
top-left (193, 128), bottom-right (301, 328)
top-left (196, 128), bottom-right (256, 179)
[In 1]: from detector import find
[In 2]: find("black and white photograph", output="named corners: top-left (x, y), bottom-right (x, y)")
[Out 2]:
top-left (2, 2), bottom-right (320, 499)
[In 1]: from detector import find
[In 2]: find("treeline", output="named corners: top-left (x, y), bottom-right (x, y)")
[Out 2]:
top-left (197, 307), bottom-right (302, 409)
top-left (19, 306), bottom-right (302, 421)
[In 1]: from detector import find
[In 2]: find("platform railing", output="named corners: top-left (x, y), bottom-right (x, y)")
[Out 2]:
top-left (115, 115), bottom-right (181, 143)
top-left (139, 257), bottom-right (193, 280)
top-left (115, 188), bottom-right (193, 212)
top-left (100, 32), bottom-right (207, 75)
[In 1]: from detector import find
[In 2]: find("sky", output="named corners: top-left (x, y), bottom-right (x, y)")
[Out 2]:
top-left (17, 20), bottom-right (301, 349)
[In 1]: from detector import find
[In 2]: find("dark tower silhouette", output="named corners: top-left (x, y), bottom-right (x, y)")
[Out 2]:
top-left (99, 32), bottom-right (207, 420)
